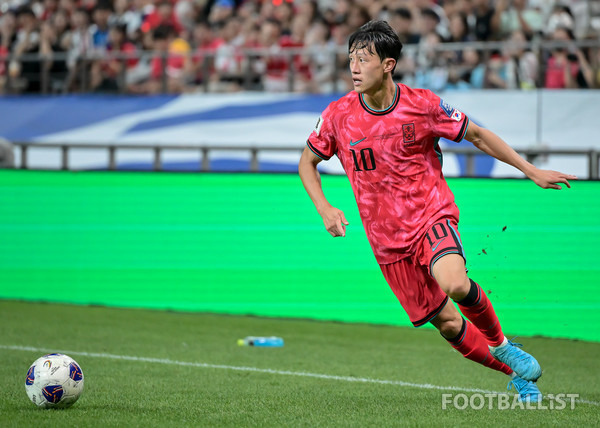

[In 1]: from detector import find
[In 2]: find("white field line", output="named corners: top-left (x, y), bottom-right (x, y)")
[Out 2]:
top-left (4, 344), bottom-right (598, 407)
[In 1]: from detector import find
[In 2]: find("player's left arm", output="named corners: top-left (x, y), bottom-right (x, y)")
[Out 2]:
top-left (465, 122), bottom-right (577, 190)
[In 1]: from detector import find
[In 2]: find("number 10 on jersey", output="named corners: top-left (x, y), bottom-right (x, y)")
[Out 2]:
top-left (351, 148), bottom-right (377, 171)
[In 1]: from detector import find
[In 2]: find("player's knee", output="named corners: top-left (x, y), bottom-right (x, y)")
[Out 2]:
top-left (439, 276), bottom-right (471, 301)
top-left (438, 317), bottom-right (463, 338)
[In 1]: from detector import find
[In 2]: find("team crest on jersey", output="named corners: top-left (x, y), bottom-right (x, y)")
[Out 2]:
top-left (314, 115), bottom-right (323, 136)
top-left (402, 123), bottom-right (415, 145)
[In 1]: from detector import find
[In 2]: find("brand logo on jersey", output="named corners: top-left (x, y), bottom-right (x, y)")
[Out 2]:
top-left (431, 237), bottom-right (446, 251)
top-left (402, 123), bottom-right (415, 145)
top-left (314, 116), bottom-right (323, 136)
top-left (350, 137), bottom-right (367, 146)
top-left (439, 99), bottom-right (455, 118)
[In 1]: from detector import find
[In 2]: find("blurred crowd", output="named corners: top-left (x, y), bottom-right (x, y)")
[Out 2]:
top-left (0, 0), bottom-right (599, 94)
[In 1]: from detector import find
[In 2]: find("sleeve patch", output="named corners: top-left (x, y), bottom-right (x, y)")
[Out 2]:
top-left (439, 99), bottom-right (455, 117)
top-left (451, 110), bottom-right (462, 122)
top-left (314, 115), bottom-right (323, 136)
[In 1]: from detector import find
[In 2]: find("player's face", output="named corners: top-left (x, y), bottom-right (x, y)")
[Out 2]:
top-left (348, 46), bottom-right (386, 94)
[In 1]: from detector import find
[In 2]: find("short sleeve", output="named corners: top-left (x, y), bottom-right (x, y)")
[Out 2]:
top-left (307, 105), bottom-right (337, 161)
top-left (427, 92), bottom-right (470, 143)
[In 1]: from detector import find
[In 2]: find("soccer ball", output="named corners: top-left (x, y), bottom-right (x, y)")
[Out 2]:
top-left (25, 353), bottom-right (84, 409)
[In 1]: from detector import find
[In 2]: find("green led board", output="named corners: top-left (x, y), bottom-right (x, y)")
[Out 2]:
top-left (0, 170), bottom-right (598, 341)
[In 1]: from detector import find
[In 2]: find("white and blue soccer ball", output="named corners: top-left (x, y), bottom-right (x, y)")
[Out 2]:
top-left (25, 353), bottom-right (84, 408)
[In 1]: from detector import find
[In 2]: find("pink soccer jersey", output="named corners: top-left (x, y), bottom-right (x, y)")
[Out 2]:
top-left (307, 83), bottom-right (470, 264)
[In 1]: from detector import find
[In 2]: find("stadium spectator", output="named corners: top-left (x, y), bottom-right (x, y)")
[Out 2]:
top-left (331, 0), bottom-right (353, 26)
top-left (49, 8), bottom-right (71, 50)
top-left (124, 25), bottom-right (154, 92)
top-left (208, 0), bottom-right (235, 25)
top-left (90, 1), bottom-right (112, 52)
top-left (130, 25), bottom-right (189, 94)
top-left (543, 26), bottom-right (593, 89)
top-left (447, 12), bottom-right (473, 43)
top-left (273, 1), bottom-right (294, 36)
top-left (414, 31), bottom-right (448, 92)
top-left (304, 18), bottom-right (334, 93)
top-left (186, 20), bottom-right (223, 88)
top-left (38, 19), bottom-right (69, 92)
top-left (238, 14), bottom-right (261, 49)
top-left (346, 5), bottom-right (370, 31)
top-left (0, 10), bottom-right (18, 90)
top-left (296, 0), bottom-right (320, 24)
top-left (12, 5), bottom-right (41, 92)
top-left (388, 8), bottom-right (418, 85)
top-left (58, 0), bottom-right (77, 17)
top-left (471, 0), bottom-right (496, 41)
top-left (484, 29), bottom-right (538, 89)
top-left (444, 12), bottom-right (475, 67)
top-left (255, 18), bottom-right (289, 92)
top-left (389, 7), bottom-right (420, 46)
top-left (142, 0), bottom-right (183, 35)
top-left (545, 4), bottom-right (575, 37)
top-left (329, 20), bottom-right (353, 92)
top-left (40, 0), bottom-right (59, 22)
top-left (414, 8), bottom-right (448, 92)
top-left (212, 17), bottom-right (244, 91)
top-left (460, 47), bottom-right (486, 89)
top-left (91, 23), bottom-right (138, 92)
top-left (0, 0), bottom-right (597, 94)
top-left (491, 0), bottom-right (544, 40)
top-left (0, 9), bottom-right (18, 50)
top-left (418, 7), bottom-right (444, 42)
top-left (64, 7), bottom-right (92, 91)
top-left (415, 1), bottom-right (449, 40)
top-left (505, 29), bottom-right (539, 89)
top-left (174, 0), bottom-right (198, 35)
top-left (280, 15), bottom-right (312, 92)
top-left (110, 0), bottom-right (143, 40)
top-left (237, 0), bottom-right (260, 23)
top-left (442, 0), bottom-right (471, 17)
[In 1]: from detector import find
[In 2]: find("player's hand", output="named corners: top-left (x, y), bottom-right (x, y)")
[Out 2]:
top-left (529, 168), bottom-right (577, 190)
top-left (319, 206), bottom-right (349, 237)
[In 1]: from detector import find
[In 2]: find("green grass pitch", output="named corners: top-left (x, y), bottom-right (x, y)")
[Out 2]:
top-left (1, 300), bottom-right (598, 427)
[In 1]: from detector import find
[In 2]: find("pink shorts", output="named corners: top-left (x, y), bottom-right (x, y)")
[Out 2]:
top-left (380, 218), bottom-right (466, 327)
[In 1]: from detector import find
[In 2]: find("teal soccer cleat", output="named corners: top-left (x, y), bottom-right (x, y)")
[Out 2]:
top-left (490, 339), bottom-right (542, 381)
top-left (508, 376), bottom-right (542, 403)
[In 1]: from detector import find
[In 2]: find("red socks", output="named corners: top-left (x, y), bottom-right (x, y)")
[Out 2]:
top-left (457, 280), bottom-right (505, 347)
top-left (445, 318), bottom-right (512, 375)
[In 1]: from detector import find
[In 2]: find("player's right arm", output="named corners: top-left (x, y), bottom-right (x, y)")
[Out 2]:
top-left (298, 147), bottom-right (349, 237)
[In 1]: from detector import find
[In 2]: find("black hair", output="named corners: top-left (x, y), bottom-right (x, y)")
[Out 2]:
top-left (153, 25), bottom-right (175, 40)
top-left (15, 5), bottom-right (36, 18)
top-left (265, 17), bottom-right (282, 29)
top-left (94, 0), bottom-right (114, 13)
top-left (555, 5), bottom-right (573, 18)
top-left (393, 7), bottom-right (412, 20)
top-left (110, 23), bottom-right (127, 35)
top-left (421, 8), bottom-right (440, 23)
top-left (555, 25), bottom-right (576, 40)
top-left (348, 20), bottom-right (403, 73)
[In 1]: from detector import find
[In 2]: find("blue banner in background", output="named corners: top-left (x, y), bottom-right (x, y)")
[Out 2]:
top-left (0, 95), bottom-right (176, 141)
top-left (1, 90), bottom-right (598, 177)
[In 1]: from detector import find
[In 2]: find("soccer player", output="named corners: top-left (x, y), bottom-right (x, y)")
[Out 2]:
top-left (298, 20), bottom-right (577, 402)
